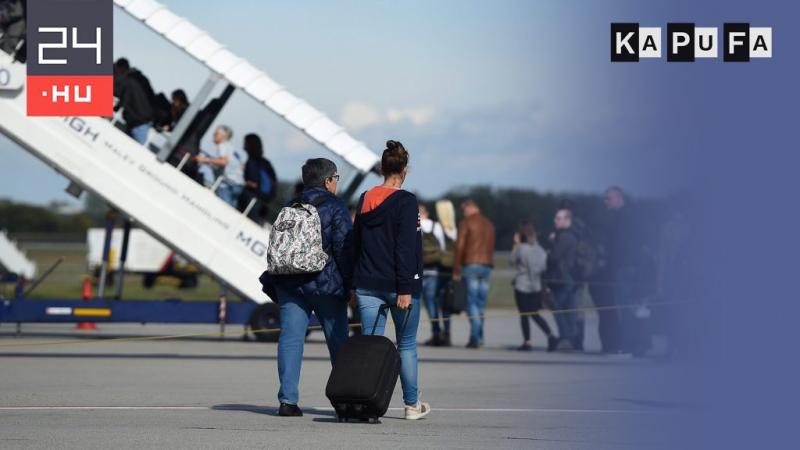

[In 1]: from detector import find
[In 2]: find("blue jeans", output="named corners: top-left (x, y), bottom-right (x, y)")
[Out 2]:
top-left (422, 275), bottom-right (451, 335)
top-left (129, 123), bottom-right (151, 145)
top-left (276, 287), bottom-right (349, 405)
top-left (216, 183), bottom-right (243, 208)
top-left (463, 264), bottom-right (492, 343)
top-left (356, 289), bottom-right (421, 406)
top-left (553, 283), bottom-right (580, 343)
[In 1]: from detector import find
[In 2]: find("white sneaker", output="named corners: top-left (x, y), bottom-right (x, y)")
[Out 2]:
top-left (404, 401), bottom-right (431, 420)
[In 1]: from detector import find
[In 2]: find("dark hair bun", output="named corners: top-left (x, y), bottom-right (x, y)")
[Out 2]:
top-left (380, 139), bottom-right (408, 176)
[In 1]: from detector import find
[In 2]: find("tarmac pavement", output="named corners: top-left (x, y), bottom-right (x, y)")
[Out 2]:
top-left (0, 311), bottom-right (696, 449)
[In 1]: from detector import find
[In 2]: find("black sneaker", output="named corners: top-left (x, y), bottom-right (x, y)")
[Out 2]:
top-left (440, 332), bottom-right (452, 347)
top-left (547, 336), bottom-right (559, 352)
top-left (278, 403), bottom-right (303, 417)
top-left (466, 340), bottom-right (480, 349)
top-left (424, 334), bottom-right (442, 346)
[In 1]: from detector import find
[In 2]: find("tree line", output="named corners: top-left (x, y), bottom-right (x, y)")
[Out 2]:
top-left (2, 185), bottom-right (674, 251)
top-left (416, 185), bottom-right (672, 251)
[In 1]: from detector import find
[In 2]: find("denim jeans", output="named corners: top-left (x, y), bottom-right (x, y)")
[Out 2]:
top-left (276, 287), bottom-right (349, 405)
top-left (463, 264), bottom-right (492, 343)
top-left (129, 123), bottom-right (151, 145)
top-left (553, 283), bottom-right (580, 344)
top-left (216, 183), bottom-right (243, 208)
top-left (356, 289), bottom-right (421, 406)
top-left (422, 275), bottom-right (451, 335)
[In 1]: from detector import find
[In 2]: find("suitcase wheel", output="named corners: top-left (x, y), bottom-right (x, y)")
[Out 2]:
top-left (337, 416), bottom-right (347, 423)
top-left (367, 417), bottom-right (379, 424)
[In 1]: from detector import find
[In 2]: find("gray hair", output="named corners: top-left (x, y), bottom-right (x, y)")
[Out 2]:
top-left (215, 125), bottom-right (233, 141)
top-left (302, 158), bottom-right (338, 188)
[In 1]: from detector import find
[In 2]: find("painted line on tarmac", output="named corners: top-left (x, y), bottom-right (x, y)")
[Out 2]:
top-left (322, 407), bottom-right (659, 414)
top-left (398, 408), bottom-right (652, 414)
top-left (0, 406), bottom-right (208, 411)
top-left (0, 406), bottom-right (656, 414)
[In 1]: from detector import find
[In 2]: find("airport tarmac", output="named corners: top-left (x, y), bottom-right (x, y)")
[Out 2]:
top-left (0, 312), bottom-right (695, 449)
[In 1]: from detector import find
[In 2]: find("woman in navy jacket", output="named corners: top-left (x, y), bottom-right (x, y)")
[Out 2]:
top-left (352, 140), bottom-right (430, 420)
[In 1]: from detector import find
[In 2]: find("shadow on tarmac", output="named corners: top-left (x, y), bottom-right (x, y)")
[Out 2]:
top-left (0, 351), bottom-right (641, 366)
top-left (310, 417), bottom-right (404, 423)
top-left (210, 405), bottom-right (402, 424)
top-left (212, 404), bottom-right (337, 418)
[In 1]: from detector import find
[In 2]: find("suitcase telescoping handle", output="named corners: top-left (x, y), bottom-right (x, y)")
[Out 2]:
top-left (370, 303), bottom-right (414, 336)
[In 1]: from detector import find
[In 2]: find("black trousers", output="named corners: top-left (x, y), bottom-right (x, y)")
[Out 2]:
top-left (237, 189), bottom-right (269, 225)
top-left (589, 283), bottom-right (621, 353)
top-left (514, 290), bottom-right (553, 341)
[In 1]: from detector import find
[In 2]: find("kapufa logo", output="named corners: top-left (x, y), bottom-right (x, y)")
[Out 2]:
top-left (610, 23), bottom-right (772, 62)
top-left (26, 0), bottom-right (113, 116)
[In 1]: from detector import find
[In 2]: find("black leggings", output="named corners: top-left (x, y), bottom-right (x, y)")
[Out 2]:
top-left (514, 290), bottom-right (552, 341)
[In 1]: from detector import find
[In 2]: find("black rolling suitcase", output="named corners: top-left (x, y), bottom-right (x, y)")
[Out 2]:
top-left (325, 304), bottom-right (411, 423)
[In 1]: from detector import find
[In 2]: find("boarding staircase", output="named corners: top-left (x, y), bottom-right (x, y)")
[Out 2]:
top-left (0, 230), bottom-right (37, 279)
top-left (0, 0), bottom-right (380, 304)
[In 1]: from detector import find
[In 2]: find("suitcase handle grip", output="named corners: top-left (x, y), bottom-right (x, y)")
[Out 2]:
top-left (370, 303), bottom-right (413, 336)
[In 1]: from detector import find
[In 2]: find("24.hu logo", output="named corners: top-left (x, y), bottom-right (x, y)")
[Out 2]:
top-left (610, 23), bottom-right (772, 62)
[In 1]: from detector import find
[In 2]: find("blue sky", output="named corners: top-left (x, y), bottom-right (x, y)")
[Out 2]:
top-left (1, 0), bottom-right (693, 207)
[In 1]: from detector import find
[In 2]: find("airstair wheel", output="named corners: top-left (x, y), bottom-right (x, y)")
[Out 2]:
top-left (248, 303), bottom-right (281, 343)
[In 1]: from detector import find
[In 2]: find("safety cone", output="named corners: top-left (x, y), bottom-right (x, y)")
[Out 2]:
top-left (75, 276), bottom-right (97, 330)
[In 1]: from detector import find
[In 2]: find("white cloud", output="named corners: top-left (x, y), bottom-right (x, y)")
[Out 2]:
top-left (340, 102), bottom-right (383, 131)
top-left (386, 107), bottom-right (436, 126)
top-left (339, 102), bottom-right (436, 131)
top-left (283, 129), bottom-right (317, 153)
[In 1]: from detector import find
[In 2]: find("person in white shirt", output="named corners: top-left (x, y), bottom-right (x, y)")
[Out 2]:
top-left (419, 204), bottom-right (450, 346)
top-left (195, 125), bottom-right (245, 207)
top-left (435, 200), bottom-right (458, 346)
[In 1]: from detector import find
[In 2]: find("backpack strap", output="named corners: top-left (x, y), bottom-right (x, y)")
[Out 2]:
top-left (354, 192), bottom-right (366, 217)
top-left (308, 195), bottom-right (333, 255)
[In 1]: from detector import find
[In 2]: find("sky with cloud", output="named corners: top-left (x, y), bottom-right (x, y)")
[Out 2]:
top-left (0, 0), bottom-right (692, 207)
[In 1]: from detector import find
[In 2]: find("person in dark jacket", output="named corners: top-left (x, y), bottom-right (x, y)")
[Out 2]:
top-left (262, 158), bottom-right (353, 417)
top-left (600, 186), bottom-right (650, 355)
top-left (113, 58), bottom-right (155, 145)
top-left (353, 140), bottom-right (430, 421)
top-left (548, 208), bottom-right (582, 350)
top-left (556, 198), bottom-right (588, 350)
top-left (237, 133), bottom-right (276, 225)
top-left (164, 89), bottom-right (189, 131)
top-left (0, 0), bottom-right (26, 60)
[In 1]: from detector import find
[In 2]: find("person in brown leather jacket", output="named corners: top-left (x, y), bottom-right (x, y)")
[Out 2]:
top-left (453, 199), bottom-right (496, 348)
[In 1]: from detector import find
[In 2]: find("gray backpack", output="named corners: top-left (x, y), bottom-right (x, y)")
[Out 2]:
top-left (266, 197), bottom-right (329, 274)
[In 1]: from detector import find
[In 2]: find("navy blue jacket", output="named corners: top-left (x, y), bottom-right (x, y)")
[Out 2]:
top-left (353, 189), bottom-right (423, 296)
top-left (260, 187), bottom-right (354, 299)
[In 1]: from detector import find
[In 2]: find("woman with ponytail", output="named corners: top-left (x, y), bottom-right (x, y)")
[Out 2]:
top-left (352, 140), bottom-right (431, 420)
